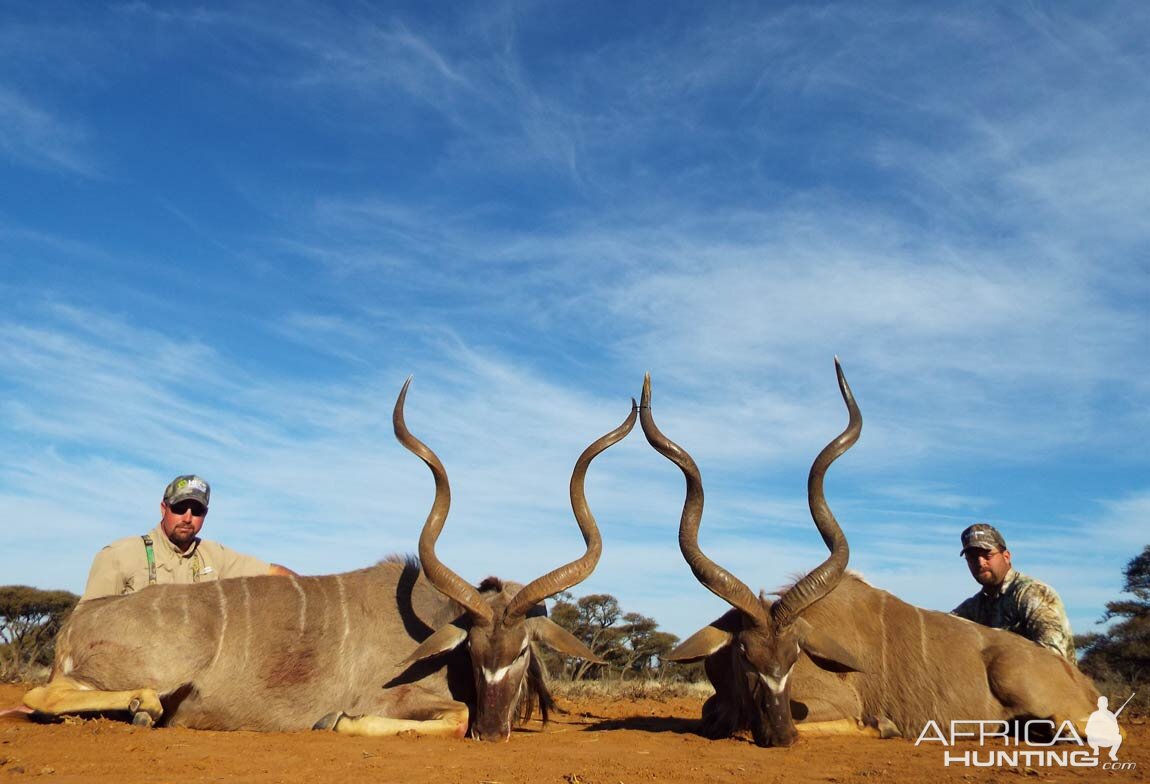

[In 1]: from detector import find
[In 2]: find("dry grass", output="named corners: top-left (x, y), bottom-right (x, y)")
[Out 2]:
top-left (549, 678), bottom-right (714, 702)
top-left (1089, 675), bottom-right (1148, 718)
top-left (0, 663), bottom-right (49, 685)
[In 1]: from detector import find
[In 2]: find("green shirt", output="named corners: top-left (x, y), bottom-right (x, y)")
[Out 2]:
top-left (952, 568), bottom-right (1075, 660)
top-left (81, 524), bottom-right (272, 601)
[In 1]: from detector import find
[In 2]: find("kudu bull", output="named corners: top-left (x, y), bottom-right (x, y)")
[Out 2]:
top-left (25, 380), bottom-right (636, 741)
top-left (640, 360), bottom-right (1099, 746)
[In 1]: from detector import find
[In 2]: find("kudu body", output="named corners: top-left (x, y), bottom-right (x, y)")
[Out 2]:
top-left (25, 381), bottom-right (636, 740)
top-left (640, 362), bottom-right (1099, 746)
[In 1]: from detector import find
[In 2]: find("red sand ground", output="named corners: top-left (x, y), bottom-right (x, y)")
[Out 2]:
top-left (1, 683), bottom-right (1145, 783)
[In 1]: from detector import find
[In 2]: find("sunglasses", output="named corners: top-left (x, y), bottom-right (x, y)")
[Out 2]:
top-left (168, 500), bottom-right (207, 517)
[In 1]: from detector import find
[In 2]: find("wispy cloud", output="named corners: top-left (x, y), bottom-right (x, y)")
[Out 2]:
top-left (0, 304), bottom-right (643, 601)
top-left (0, 86), bottom-right (98, 176)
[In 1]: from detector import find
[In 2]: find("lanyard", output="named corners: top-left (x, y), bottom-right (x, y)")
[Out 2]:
top-left (140, 535), bottom-right (158, 585)
top-left (141, 534), bottom-right (205, 584)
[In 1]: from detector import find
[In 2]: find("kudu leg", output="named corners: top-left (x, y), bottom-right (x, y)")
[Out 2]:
top-left (315, 708), bottom-right (469, 738)
top-left (792, 701), bottom-right (901, 739)
top-left (313, 686), bottom-right (470, 738)
top-left (791, 681), bottom-right (900, 739)
top-left (23, 676), bottom-right (164, 725)
top-left (792, 716), bottom-right (900, 739)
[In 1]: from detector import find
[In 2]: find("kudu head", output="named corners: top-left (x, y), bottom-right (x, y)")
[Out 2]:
top-left (393, 379), bottom-right (636, 741)
top-left (641, 359), bottom-right (864, 747)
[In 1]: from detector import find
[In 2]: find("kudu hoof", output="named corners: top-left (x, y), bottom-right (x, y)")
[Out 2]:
top-left (862, 715), bottom-right (901, 739)
top-left (26, 710), bottom-right (63, 725)
top-left (130, 711), bottom-right (155, 728)
top-left (313, 711), bottom-right (345, 731)
top-left (876, 717), bottom-right (900, 739)
top-left (128, 698), bottom-right (156, 728)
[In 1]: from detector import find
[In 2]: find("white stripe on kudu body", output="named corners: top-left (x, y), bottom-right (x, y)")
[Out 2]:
top-left (241, 580), bottom-right (253, 670)
top-left (209, 581), bottom-right (228, 668)
top-left (289, 574), bottom-right (306, 632)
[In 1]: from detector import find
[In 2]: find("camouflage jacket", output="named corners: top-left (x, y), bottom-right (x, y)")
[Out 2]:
top-left (952, 568), bottom-right (1075, 660)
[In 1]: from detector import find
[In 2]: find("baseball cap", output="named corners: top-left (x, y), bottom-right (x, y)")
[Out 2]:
top-left (163, 474), bottom-right (211, 508)
top-left (959, 523), bottom-right (1006, 555)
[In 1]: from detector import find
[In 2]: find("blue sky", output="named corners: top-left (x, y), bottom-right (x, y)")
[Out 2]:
top-left (1, 2), bottom-right (1147, 643)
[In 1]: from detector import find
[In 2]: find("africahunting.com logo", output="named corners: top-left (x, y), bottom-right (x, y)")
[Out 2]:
top-left (915, 694), bottom-right (1136, 771)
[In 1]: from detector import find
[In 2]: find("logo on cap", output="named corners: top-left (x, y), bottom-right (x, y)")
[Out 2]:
top-left (960, 523), bottom-right (1006, 555)
top-left (164, 474), bottom-right (211, 508)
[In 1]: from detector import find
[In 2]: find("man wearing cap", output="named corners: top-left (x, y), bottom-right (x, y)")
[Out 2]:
top-left (951, 522), bottom-right (1075, 660)
top-left (80, 474), bottom-right (295, 601)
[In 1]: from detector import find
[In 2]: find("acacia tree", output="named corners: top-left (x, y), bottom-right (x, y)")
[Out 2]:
top-left (543, 592), bottom-right (678, 681)
top-left (563, 593), bottom-right (623, 680)
top-left (0, 585), bottom-right (79, 681)
top-left (614, 612), bottom-right (679, 679)
top-left (1076, 545), bottom-right (1150, 709)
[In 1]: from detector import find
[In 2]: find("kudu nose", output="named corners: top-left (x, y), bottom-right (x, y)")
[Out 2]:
top-left (472, 722), bottom-right (512, 742)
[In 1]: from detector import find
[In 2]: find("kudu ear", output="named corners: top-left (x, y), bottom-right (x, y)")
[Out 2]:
top-left (526, 617), bottom-right (606, 663)
top-left (398, 622), bottom-right (469, 668)
top-left (665, 624), bottom-right (735, 663)
top-left (794, 618), bottom-right (864, 674)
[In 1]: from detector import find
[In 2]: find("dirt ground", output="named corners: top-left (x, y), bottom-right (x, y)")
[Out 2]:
top-left (1, 683), bottom-right (1145, 783)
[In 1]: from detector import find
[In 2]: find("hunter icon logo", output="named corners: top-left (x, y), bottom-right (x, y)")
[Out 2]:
top-left (1085, 694), bottom-right (1134, 761)
top-left (915, 691), bottom-right (1139, 770)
